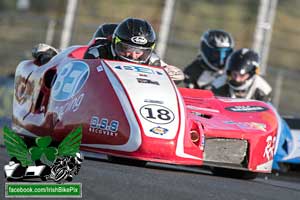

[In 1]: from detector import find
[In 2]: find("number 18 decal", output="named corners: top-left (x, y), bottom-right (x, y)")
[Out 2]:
top-left (140, 104), bottom-right (175, 124)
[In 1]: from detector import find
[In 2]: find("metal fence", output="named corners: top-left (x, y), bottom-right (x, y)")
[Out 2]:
top-left (0, 0), bottom-right (299, 116)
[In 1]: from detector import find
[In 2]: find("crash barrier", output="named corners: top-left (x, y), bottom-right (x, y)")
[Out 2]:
top-left (273, 117), bottom-right (300, 171)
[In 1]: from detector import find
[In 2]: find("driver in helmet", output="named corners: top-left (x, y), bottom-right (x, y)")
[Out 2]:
top-left (211, 48), bottom-right (272, 101)
top-left (184, 29), bottom-right (234, 89)
top-left (84, 17), bottom-right (184, 82)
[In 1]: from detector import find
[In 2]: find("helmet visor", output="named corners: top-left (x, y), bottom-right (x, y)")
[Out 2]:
top-left (202, 46), bottom-right (232, 69)
top-left (228, 67), bottom-right (253, 87)
top-left (114, 41), bottom-right (153, 63)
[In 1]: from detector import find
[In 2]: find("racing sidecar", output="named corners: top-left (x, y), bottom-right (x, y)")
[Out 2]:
top-left (12, 45), bottom-right (279, 179)
top-left (273, 117), bottom-right (300, 171)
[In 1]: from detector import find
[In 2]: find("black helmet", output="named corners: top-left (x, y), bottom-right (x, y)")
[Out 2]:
top-left (225, 48), bottom-right (259, 92)
top-left (92, 23), bottom-right (118, 40)
top-left (112, 18), bottom-right (156, 64)
top-left (200, 29), bottom-right (234, 71)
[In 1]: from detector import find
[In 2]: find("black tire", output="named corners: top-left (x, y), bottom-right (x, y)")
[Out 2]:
top-left (277, 163), bottom-right (291, 173)
top-left (107, 155), bottom-right (147, 167)
top-left (40, 166), bottom-right (51, 181)
top-left (66, 176), bottom-right (73, 182)
top-left (211, 167), bottom-right (258, 180)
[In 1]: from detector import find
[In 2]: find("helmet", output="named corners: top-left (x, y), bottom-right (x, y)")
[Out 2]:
top-left (225, 48), bottom-right (260, 94)
top-left (92, 23), bottom-right (118, 40)
top-left (200, 29), bottom-right (234, 71)
top-left (112, 18), bottom-right (156, 64)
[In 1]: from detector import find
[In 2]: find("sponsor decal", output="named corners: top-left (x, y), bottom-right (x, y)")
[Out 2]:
top-left (89, 116), bottom-right (119, 136)
top-left (224, 121), bottom-right (267, 132)
top-left (15, 77), bottom-right (33, 104)
top-left (225, 105), bottom-right (268, 112)
top-left (139, 74), bottom-right (148, 77)
top-left (201, 133), bottom-right (205, 150)
top-left (3, 126), bottom-right (83, 183)
top-left (140, 104), bottom-right (175, 124)
top-left (55, 93), bottom-right (84, 118)
top-left (96, 65), bottom-right (103, 72)
top-left (248, 122), bottom-right (267, 132)
top-left (52, 61), bottom-right (90, 101)
top-left (150, 126), bottom-right (168, 135)
top-left (131, 36), bottom-right (147, 45)
top-left (137, 78), bottom-right (159, 85)
top-left (263, 136), bottom-right (276, 161)
top-left (114, 65), bottom-right (162, 75)
top-left (144, 99), bottom-right (164, 104)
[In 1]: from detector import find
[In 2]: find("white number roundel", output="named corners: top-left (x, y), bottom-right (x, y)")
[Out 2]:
top-left (139, 104), bottom-right (175, 124)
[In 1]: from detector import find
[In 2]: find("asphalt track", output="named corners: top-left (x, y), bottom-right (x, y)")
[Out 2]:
top-left (1, 147), bottom-right (300, 200)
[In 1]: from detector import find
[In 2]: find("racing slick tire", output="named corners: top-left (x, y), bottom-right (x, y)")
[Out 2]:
top-left (277, 163), bottom-right (291, 173)
top-left (211, 167), bottom-right (258, 180)
top-left (107, 155), bottom-right (147, 167)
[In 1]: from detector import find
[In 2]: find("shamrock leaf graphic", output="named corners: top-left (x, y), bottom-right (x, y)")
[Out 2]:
top-left (29, 136), bottom-right (58, 164)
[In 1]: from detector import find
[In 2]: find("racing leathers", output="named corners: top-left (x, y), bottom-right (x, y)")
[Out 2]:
top-left (183, 55), bottom-right (223, 90)
top-left (84, 38), bottom-right (184, 82)
top-left (211, 74), bottom-right (272, 101)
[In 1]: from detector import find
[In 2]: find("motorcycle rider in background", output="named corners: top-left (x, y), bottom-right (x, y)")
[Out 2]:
top-left (87, 23), bottom-right (118, 44)
top-left (211, 48), bottom-right (272, 101)
top-left (32, 18), bottom-right (184, 83)
top-left (32, 23), bottom-right (117, 66)
top-left (32, 23), bottom-right (118, 66)
top-left (184, 29), bottom-right (234, 89)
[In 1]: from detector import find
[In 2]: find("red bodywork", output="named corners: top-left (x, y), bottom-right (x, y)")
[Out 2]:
top-left (12, 46), bottom-right (278, 173)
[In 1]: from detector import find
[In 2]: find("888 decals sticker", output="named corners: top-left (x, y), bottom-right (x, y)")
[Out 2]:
top-left (52, 61), bottom-right (90, 101)
top-left (89, 116), bottom-right (119, 136)
top-left (140, 104), bottom-right (175, 124)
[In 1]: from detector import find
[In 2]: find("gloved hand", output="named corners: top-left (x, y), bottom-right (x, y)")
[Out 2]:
top-left (164, 65), bottom-right (185, 83)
